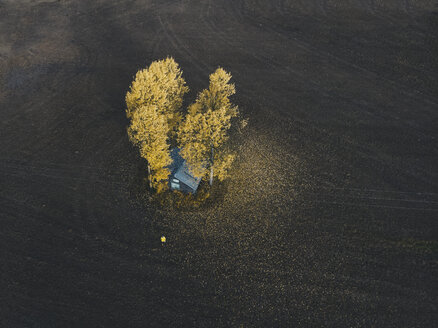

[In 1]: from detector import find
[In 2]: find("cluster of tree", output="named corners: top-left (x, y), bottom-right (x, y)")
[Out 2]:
top-left (126, 57), bottom-right (243, 192)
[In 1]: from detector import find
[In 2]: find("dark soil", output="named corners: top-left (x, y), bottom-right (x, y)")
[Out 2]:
top-left (1, 0), bottom-right (437, 327)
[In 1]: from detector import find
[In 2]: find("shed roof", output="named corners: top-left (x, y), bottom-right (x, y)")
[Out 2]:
top-left (174, 162), bottom-right (202, 192)
top-left (169, 148), bottom-right (203, 192)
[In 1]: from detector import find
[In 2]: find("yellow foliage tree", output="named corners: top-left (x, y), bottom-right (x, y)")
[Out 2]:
top-left (128, 104), bottom-right (172, 191)
top-left (178, 68), bottom-right (239, 185)
top-left (213, 152), bottom-right (236, 182)
top-left (126, 60), bottom-right (243, 193)
top-left (187, 67), bottom-right (238, 116)
top-left (126, 57), bottom-right (189, 135)
top-left (126, 58), bottom-right (189, 192)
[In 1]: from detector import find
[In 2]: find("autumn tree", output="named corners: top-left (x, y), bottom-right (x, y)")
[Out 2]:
top-left (126, 58), bottom-right (188, 192)
top-left (178, 68), bottom-right (239, 185)
top-left (126, 59), bottom-right (243, 193)
top-left (127, 104), bottom-right (172, 192)
top-left (126, 57), bottom-right (189, 135)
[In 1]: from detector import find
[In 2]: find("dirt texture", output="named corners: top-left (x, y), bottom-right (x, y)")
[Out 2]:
top-left (1, 0), bottom-right (437, 327)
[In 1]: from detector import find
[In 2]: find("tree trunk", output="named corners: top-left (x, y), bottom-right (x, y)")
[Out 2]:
top-left (147, 164), bottom-right (152, 189)
top-left (209, 146), bottom-right (214, 186)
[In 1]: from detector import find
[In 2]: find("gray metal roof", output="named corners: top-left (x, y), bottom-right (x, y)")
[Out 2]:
top-left (174, 162), bottom-right (202, 192)
top-left (169, 148), bottom-right (202, 192)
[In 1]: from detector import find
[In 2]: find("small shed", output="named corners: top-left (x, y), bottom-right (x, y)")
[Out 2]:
top-left (168, 148), bottom-right (202, 194)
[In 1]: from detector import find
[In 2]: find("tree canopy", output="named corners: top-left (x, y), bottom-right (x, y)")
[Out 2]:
top-left (127, 104), bottom-right (172, 191)
top-left (126, 57), bottom-right (188, 191)
top-left (126, 59), bottom-right (242, 193)
top-left (126, 57), bottom-right (189, 134)
top-left (178, 68), bottom-right (239, 185)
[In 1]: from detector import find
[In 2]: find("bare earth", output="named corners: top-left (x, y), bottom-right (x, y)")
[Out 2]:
top-left (1, 0), bottom-right (437, 327)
